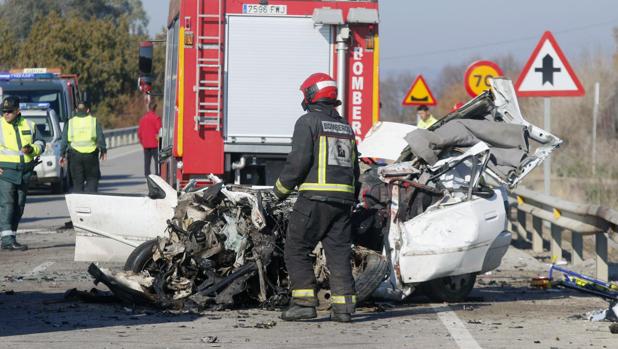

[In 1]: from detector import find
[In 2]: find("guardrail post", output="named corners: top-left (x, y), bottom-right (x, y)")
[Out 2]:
top-left (550, 223), bottom-right (562, 261)
top-left (595, 232), bottom-right (609, 282)
top-left (531, 216), bottom-right (544, 253)
top-left (514, 209), bottom-right (528, 241)
top-left (571, 232), bottom-right (584, 265)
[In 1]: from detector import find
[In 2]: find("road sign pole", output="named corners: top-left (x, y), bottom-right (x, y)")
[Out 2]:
top-left (592, 82), bottom-right (600, 176)
top-left (544, 98), bottom-right (551, 195)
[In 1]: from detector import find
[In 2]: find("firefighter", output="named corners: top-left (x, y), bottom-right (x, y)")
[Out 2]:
top-left (0, 96), bottom-right (46, 251)
top-left (416, 105), bottom-right (438, 129)
top-left (274, 73), bottom-right (359, 323)
top-left (59, 101), bottom-right (107, 193)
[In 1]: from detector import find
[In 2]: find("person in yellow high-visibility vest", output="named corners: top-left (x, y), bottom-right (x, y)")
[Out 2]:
top-left (416, 105), bottom-right (438, 129)
top-left (59, 101), bottom-right (107, 193)
top-left (0, 96), bottom-right (46, 251)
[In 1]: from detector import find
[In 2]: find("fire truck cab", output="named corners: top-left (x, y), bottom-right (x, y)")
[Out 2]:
top-left (141, 0), bottom-right (379, 187)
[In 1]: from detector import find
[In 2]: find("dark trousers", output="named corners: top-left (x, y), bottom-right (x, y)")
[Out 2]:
top-left (69, 150), bottom-right (100, 193)
top-left (0, 178), bottom-right (29, 232)
top-left (284, 195), bottom-right (356, 310)
top-left (143, 148), bottom-right (159, 177)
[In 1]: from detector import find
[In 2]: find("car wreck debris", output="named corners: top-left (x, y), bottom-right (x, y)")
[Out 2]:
top-left (548, 264), bottom-right (618, 324)
top-left (86, 183), bottom-right (387, 312)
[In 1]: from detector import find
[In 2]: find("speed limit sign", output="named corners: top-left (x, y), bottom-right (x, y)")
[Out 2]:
top-left (464, 60), bottom-right (504, 97)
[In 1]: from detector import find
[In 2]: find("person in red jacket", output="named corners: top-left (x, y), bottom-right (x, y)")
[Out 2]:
top-left (137, 101), bottom-right (162, 177)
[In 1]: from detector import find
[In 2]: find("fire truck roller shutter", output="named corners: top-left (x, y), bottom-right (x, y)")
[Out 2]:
top-left (225, 16), bottom-right (332, 143)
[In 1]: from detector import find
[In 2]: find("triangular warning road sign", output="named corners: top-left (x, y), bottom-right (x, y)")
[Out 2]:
top-left (515, 31), bottom-right (585, 97)
top-left (402, 75), bottom-right (437, 106)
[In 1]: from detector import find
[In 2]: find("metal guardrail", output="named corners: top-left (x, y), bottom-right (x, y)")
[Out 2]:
top-left (103, 126), bottom-right (139, 149)
top-left (508, 187), bottom-right (617, 281)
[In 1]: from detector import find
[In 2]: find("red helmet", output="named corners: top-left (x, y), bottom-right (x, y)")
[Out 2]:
top-left (300, 73), bottom-right (338, 105)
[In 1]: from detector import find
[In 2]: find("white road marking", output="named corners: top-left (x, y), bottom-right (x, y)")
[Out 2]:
top-left (23, 261), bottom-right (55, 278)
top-left (433, 305), bottom-right (482, 349)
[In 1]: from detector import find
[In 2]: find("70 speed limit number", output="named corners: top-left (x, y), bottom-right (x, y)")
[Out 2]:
top-left (464, 60), bottom-right (504, 97)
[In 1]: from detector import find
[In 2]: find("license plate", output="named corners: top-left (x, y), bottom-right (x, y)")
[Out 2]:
top-left (242, 4), bottom-right (287, 15)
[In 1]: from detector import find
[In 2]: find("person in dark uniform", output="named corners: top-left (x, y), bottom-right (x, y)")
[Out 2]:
top-left (0, 96), bottom-right (46, 251)
top-left (274, 73), bottom-right (360, 323)
top-left (59, 101), bottom-right (107, 193)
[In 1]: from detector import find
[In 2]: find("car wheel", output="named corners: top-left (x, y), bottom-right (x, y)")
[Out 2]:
top-left (317, 251), bottom-right (389, 308)
top-left (353, 252), bottom-right (390, 303)
top-left (420, 273), bottom-right (477, 303)
top-left (124, 239), bottom-right (157, 273)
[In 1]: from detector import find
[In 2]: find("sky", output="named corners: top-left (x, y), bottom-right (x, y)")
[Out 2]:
top-left (143, 0), bottom-right (617, 80)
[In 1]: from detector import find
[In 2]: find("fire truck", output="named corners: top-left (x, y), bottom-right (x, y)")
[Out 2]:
top-left (139, 0), bottom-right (380, 187)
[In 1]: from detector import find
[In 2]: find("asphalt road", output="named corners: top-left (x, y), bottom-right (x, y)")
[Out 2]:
top-left (21, 144), bottom-right (148, 231)
top-left (4, 144), bottom-right (618, 348)
top-left (1, 231), bottom-right (616, 348)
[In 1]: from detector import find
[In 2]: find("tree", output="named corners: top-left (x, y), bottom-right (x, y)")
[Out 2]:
top-left (0, 20), bottom-right (18, 69)
top-left (63, 0), bottom-right (149, 35)
top-left (0, 0), bottom-right (62, 40)
top-left (0, 0), bottom-right (149, 39)
top-left (18, 12), bottom-right (141, 125)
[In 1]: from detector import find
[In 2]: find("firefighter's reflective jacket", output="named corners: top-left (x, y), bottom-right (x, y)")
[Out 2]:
top-left (274, 103), bottom-right (360, 204)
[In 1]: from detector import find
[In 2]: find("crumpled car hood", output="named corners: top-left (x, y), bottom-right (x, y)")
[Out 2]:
top-left (358, 78), bottom-right (562, 188)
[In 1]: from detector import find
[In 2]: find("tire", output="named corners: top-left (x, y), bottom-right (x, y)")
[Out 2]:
top-left (124, 239), bottom-right (157, 272)
top-left (420, 273), bottom-right (477, 303)
top-left (353, 253), bottom-right (389, 303)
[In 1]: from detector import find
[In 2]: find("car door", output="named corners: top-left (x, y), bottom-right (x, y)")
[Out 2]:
top-left (66, 176), bottom-right (178, 262)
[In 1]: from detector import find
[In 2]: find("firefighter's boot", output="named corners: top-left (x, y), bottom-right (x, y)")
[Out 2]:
top-left (280, 304), bottom-right (317, 321)
top-left (330, 295), bottom-right (355, 323)
top-left (330, 311), bottom-right (352, 323)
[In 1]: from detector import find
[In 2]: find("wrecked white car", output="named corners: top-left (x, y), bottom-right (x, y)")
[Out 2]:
top-left (66, 78), bottom-right (561, 308)
top-left (358, 78), bottom-right (561, 301)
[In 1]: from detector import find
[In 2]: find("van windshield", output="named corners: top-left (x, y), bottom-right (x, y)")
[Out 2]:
top-left (23, 114), bottom-right (55, 142)
top-left (7, 91), bottom-right (64, 120)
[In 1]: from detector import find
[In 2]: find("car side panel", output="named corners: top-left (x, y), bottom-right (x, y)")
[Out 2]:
top-left (398, 189), bottom-right (508, 283)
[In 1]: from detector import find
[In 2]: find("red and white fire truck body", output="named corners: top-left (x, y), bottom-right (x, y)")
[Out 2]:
top-left (157, 0), bottom-right (379, 187)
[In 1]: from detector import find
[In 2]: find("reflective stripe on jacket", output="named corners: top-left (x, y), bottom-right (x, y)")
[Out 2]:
top-left (68, 115), bottom-right (97, 153)
top-left (0, 116), bottom-right (42, 164)
top-left (274, 103), bottom-right (360, 204)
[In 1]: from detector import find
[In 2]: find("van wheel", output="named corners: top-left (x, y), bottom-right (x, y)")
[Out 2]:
top-left (124, 240), bottom-right (157, 273)
top-left (420, 273), bottom-right (477, 303)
